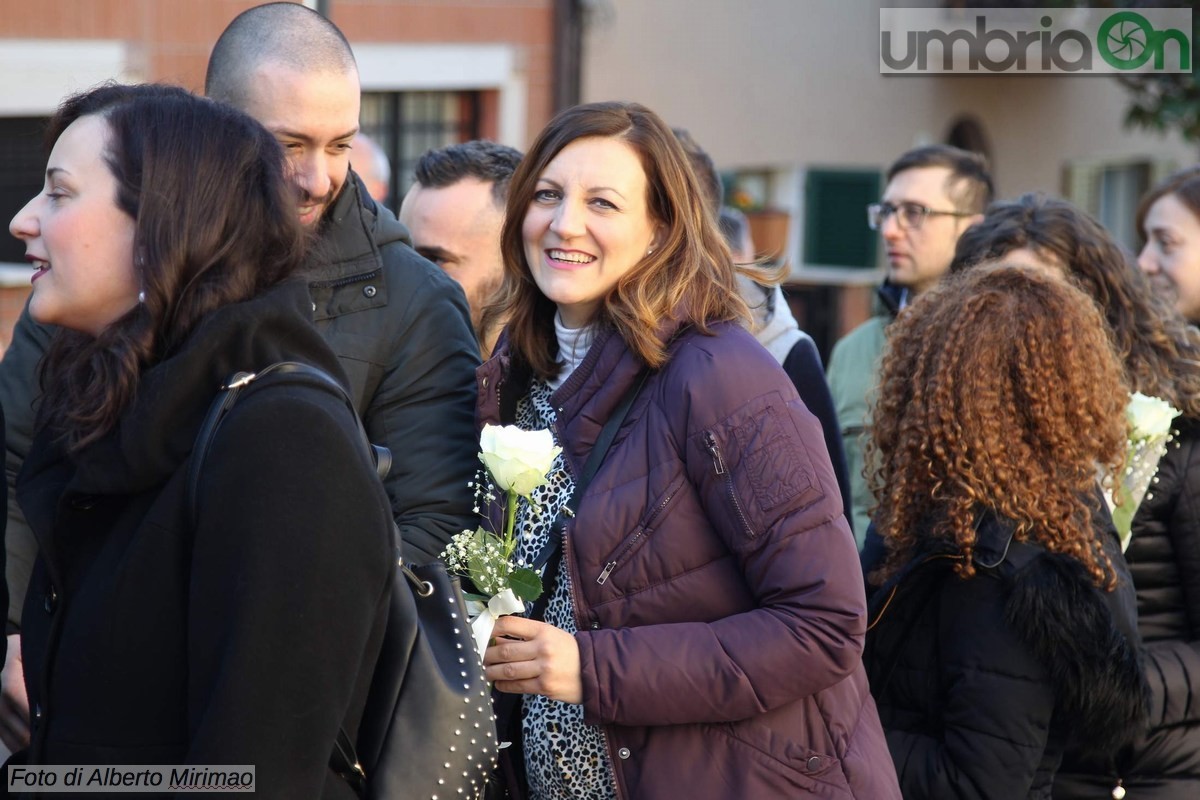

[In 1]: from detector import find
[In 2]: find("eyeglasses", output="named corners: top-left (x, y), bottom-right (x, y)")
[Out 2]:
top-left (867, 201), bottom-right (974, 231)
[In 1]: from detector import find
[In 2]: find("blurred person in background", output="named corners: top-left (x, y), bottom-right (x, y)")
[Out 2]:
top-left (351, 131), bottom-right (391, 206)
top-left (951, 193), bottom-right (1200, 800)
top-left (674, 127), bottom-right (852, 525)
top-left (1138, 165), bottom-right (1200, 325)
top-left (718, 205), bottom-right (852, 524)
top-left (827, 145), bottom-right (991, 547)
top-left (478, 101), bottom-right (898, 799)
top-left (400, 140), bottom-right (523, 358)
top-left (864, 264), bottom-right (1146, 799)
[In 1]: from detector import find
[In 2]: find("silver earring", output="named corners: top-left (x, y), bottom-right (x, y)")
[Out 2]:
top-left (647, 248), bottom-right (655, 256)
top-left (138, 290), bottom-right (146, 304)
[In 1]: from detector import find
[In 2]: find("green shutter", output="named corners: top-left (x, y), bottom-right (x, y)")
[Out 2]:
top-left (803, 169), bottom-right (882, 268)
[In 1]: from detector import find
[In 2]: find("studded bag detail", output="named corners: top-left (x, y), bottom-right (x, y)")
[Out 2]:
top-left (187, 362), bottom-right (497, 800)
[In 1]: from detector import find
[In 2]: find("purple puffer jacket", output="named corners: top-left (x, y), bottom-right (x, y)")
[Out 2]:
top-left (477, 321), bottom-right (899, 800)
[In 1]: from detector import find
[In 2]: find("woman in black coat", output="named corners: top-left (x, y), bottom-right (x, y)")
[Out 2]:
top-left (952, 194), bottom-right (1200, 799)
top-left (864, 265), bottom-right (1148, 799)
top-left (6, 84), bottom-right (392, 797)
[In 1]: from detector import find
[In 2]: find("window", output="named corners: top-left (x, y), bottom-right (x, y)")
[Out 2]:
top-left (804, 169), bottom-right (882, 268)
top-left (1064, 157), bottom-right (1175, 251)
top-left (360, 91), bottom-right (482, 208)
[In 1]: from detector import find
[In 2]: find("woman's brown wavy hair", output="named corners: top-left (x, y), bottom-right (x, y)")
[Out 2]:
top-left (951, 192), bottom-right (1200, 418)
top-left (492, 101), bottom-right (758, 379)
top-left (866, 265), bottom-right (1127, 588)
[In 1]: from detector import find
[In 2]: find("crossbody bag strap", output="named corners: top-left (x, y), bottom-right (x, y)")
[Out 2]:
top-left (527, 365), bottom-right (651, 621)
top-left (186, 361), bottom-right (390, 529)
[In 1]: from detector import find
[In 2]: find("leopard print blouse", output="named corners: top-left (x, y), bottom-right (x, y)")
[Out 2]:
top-left (512, 379), bottom-right (619, 800)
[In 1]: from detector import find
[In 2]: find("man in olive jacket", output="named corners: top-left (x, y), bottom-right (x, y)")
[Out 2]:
top-left (0, 1), bottom-right (479, 750)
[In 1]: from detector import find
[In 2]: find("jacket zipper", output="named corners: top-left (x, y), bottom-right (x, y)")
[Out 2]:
top-left (596, 483), bottom-right (680, 585)
top-left (308, 268), bottom-right (381, 290)
top-left (562, 523), bottom-right (626, 799)
top-left (703, 431), bottom-right (755, 538)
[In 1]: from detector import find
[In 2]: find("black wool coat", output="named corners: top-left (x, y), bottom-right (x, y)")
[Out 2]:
top-left (865, 510), bottom-right (1148, 800)
top-left (1055, 416), bottom-right (1200, 799)
top-left (15, 279), bottom-right (392, 799)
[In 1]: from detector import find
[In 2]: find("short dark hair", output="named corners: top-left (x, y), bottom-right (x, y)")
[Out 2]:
top-left (205, 2), bottom-right (357, 107)
top-left (672, 127), bottom-right (722, 219)
top-left (718, 206), bottom-right (749, 253)
top-left (38, 82), bottom-right (305, 452)
top-left (887, 144), bottom-right (994, 214)
top-left (412, 140), bottom-right (524, 207)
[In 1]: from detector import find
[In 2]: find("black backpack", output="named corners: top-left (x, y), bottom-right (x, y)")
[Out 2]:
top-left (188, 362), bottom-right (497, 799)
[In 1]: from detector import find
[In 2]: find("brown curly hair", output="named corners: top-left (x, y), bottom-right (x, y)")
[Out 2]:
top-left (951, 192), bottom-right (1200, 418)
top-left (867, 264), bottom-right (1127, 588)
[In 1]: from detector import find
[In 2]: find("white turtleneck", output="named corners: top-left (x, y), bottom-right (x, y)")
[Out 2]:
top-left (548, 311), bottom-right (595, 390)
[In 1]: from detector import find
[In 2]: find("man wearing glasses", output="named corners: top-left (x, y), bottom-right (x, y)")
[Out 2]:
top-left (827, 145), bottom-right (993, 546)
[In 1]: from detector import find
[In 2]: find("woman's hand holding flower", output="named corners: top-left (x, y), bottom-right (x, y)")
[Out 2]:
top-left (484, 615), bottom-right (583, 704)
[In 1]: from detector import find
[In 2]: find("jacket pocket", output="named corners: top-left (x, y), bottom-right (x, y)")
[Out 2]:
top-left (595, 474), bottom-right (686, 586)
top-left (699, 392), bottom-right (826, 543)
top-left (709, 719), bottom-right (853, 797)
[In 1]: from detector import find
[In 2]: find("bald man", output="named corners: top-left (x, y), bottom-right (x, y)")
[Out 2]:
top-left (0, 1), bottom-right (481, 750)
top-left (203, 3), bottom-right (478, 558)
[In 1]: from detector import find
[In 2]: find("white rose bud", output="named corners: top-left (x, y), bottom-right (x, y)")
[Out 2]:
top-left (1126, 391), bottom-right (1181, 441)
top-left (479, 424), bottom-right (562, 497)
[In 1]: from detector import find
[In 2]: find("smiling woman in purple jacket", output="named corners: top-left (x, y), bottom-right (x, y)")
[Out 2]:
top-left (476, 101), bottom-right (899, 800)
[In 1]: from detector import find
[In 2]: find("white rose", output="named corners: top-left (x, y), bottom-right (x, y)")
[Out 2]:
top-left (479, 424), bottom-right (562, 497)
top-left (1126, 392), bottom-right (1182, 441)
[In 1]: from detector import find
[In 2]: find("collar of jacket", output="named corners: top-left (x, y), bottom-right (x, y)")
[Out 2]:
top-left (874, 280), bottom-right (906, 318)
top-left (870, 510), bottom-right (1031, 612)
top-left (20, 278), bottom-right (348, 500)
top-left (482, 314), bottom-right (692, 478)
top-left (870, 494), bottom-right (1123, 616)
top-left (302, 169), bottom-right (414, 284)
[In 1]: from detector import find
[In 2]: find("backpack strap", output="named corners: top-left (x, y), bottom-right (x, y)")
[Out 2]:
top-left (187, 362), bottom-right (389, 528)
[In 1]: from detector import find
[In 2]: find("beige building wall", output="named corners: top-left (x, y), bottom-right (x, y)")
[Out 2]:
top-left (581, 0), bottom-right (1196, 263)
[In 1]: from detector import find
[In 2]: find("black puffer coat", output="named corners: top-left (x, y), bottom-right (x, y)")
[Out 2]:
top-left (1055, 417), bottom-right (1200, 798)
top-left (865, 510), bottom-right (1148, 799)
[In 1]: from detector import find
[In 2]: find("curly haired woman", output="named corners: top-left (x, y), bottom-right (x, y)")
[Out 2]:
top-left (863, 264), bottom-right (1147, 799)
top-left (951, 193), bottom-right (1200, 799)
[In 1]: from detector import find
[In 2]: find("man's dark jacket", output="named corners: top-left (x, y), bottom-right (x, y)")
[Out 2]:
top-left (0, 170), bottom-right (480, 627)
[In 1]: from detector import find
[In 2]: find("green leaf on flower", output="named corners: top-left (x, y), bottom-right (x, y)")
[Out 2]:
top-left (462, 591), bottom-right (490, 604)
top-left (508, 568), bottom-right (543, 602)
